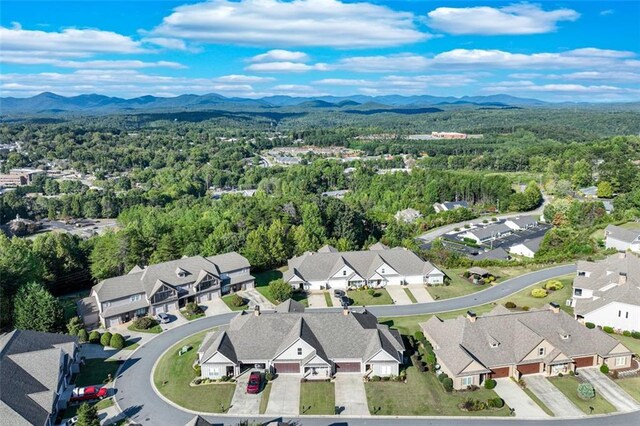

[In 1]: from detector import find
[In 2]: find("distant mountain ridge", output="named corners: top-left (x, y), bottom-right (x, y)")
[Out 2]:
top-left (0, 92), bottom-right (552, 114)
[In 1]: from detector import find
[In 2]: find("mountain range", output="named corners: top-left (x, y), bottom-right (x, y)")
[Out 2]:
top-left (0, 92), bottom-right (550, 115)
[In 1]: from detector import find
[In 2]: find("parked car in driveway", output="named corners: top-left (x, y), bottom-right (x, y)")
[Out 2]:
top-left (340, 295), bottom-right (352, 306)
top-left (155, 312), bottom-right (170, 324)
top-left (333, 289), bottom-right (345, 298)
top-left (70, 386), bottom-right (108, 402)
top-left (246, 371), bottom-right (262, 394)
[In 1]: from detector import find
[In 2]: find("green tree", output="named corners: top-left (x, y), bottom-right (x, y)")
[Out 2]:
top-left (67, 316), bottom-right (84, 335)
top-left (76, 402), bottom-right (100, 426)
top-left (149, 233), bottom-right (179, 264)
top-left (242, 224), bottom-right (271, 270)
top-left (110, 333), bottom-right (125, 349)
top-left (572, 159), bottom-right (592, 188)
top-left (90, 231), bottom-right (126, 280)
top-left (13, 282), bottom-right (63, 332)
top-left (597, 181), bottom-right (614, 198)
top-left (269, 279), bottom-right (293, 303)
top-left (32, 232), bottom-right (86, 283)
top-left (266, 219), bottom-right (289, 266)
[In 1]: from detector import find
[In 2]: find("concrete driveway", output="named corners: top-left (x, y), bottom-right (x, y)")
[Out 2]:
top-left (579, 368), bottom-right (640, 413)
top-left (386, 285), bottom-right (412, 305)
top-left (407, 285), bottom-right (434, 302)
top-left (524, 375), bottom-right (583, 417)
top-left (335, 374), bottom-right (369, 415)
top-left (494, 378), bottom-right (548, 418)
top-left (265, 375), bottom-right (300, 415)
top-left (227, 372), bottom-right (263, 415)
top-left (307, 292), bottom-right (328, 308)
top-left (239, 289), bottom-right (275, 309)
top-left (202, 297), bottom-right (232, 317)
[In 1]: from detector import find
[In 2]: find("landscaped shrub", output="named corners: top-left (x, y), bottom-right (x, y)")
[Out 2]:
top-left (585, 322), bottom-right (596, 329)
top-left (67, 316), bottom-right (84, 336)
top-left (194, 365), bottom-right (201, 375)
top-left (370, 375), bottom-right (381, 382)
top-left (438, 372), bottom-right (449, 382)
top-left (632, 331), bottom-right (640, 339)
top-left (623, 330), bottom-right (632, 337)
top-left (545, 280), bottom-right (564, 291)
top-left (367, 289), bottom-right (375, 296)
top-left (488, 398), bottom-right (505, 408)
top-left (381, 376), bottom-right (390, 381)
top-left (269, 279), bottom-right (293, 303)
top-left (425, 352), bottom-right (436, 368)
top-left (484, 379), bottom-right (497, 390)
top-left (265, 371), bottom-right (274, 381)
top-left (602, 326), bottom-right (614, 334)
top-left (521, 306), bottom-right (530, 311)
top-left (504, 301), bottom-right (517, 309)
top-left (133, 316), bottom-right (156, 330)
top-left (100, 332), bottom-right (112, 346)
top-left (531, 288), bottom-right (548, 298)
top-left (577, 383), bottom-right (596, 400)
top-left (600, 364), bottom-right (609, 374)
top-left (77, 329), bottom-right (88, 343)
top-left (228, 293), bottom-right (246, 307)
top-left (89, 330), bottom-right (101, 344)
top-left (462, 398), bottom-right (486, 411)
top-left (110, 333), bottom-right (125, 349)
top-left (185, 302), bottom-right (201, 314)
top-left (442, 377), bottom-right (454, 392)
top-left (193, 378), bottom-right (202, 385)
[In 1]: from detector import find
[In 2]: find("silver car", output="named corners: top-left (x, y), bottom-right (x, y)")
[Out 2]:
top-left (155, 312), bottom-right (170, 324)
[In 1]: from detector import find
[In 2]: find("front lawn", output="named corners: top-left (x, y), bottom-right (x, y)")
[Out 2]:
top-left (500, 275), bottom-right (574, 314)
top-left (122, 340), bottom-right (139, 350)
top-left (255, 285), bottom-right (309, 306)
top-left (365, 367), bottom-right (509, 416)
top-left (76, 359), bottom-right (122, 387)
top-left (127, 323), bottom-right (162, 334)
top-left (300, 381), bottom-right (335, 415)
top-left (615, 377), bottom-right (640, 403)
top-left (153, 329), bottom-right (235, 412)
top-left (323, 291), bottom-right (333, 307)
top-left (180, 309), bottom-right (205, 321)
top-left (611, 334), bottom-right (640, 357)
top-left (61, 396), bottom-right (114, 419)
top-left (403, 287), bottom-right (418, 303)
top-left (347, 289), bottom-right (393, 306)
top-left (254, 268), bottom-right (285, 287)
top-left (259, 382), bottom-right (272, 414)
top-left (547, 376), bottom-right (616, 415)
top-left (221, 294), bottom-right (249, 311)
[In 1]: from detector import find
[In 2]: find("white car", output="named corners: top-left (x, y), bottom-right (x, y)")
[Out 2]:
top-left (155, 312), bottom-right (170, 324)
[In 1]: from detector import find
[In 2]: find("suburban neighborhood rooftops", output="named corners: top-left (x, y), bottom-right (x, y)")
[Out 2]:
top-left (506, 215), bottom-right (538, 228)
top-left (0, 330), bottom-right (77, 426)
top-left (579, 186), bottom-right (598, 197)
top-left (465, 223), bottom-right (511, 241)
top-left (471, 247), bottom-right (511, 261)
top-left (199, 302), bottom-right (404, 364)
top-left (514, 235), bottom-right (544, 252)
top-left (184, 415), bottom-right (213, 426)
top-left (421, 305), bottom-right (630, 376)
top-left (395, 208), bottom-right (422, 222)
top-left (604, 224), bottom-right (640, 243)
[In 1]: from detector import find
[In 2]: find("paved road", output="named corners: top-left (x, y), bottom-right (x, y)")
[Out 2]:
top-left (113, 263), bottom-right (640, 426)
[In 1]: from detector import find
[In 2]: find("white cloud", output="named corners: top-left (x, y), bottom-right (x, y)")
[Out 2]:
top-left (245, 61), bottom-right (329, 72)
top-left (337, 53), bottom-right (430, 72)
top-left (600, 9), bottom-right (615, 16)
top-left (212, 74), bottom-right (275, 83)
top-left (142, 37), bottom-right (189, 50)
top-left (480, 80), bottom-right (640, 102)
top-left (510, 71), bottom-right (640, 84)
top-left (427, 4), bottom-right (579, 35)
top-left (270, 84), bottom-right (329, 96)
top-left (314, 74), bottom-right (476, 95)
top-left (249, 50), bottom-right (309, 63)
top-left (0, 56), bottom-right (185, 69)
top-left (152, 0), bottom-right (429, 48)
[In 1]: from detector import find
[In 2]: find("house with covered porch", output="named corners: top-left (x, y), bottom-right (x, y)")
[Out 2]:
top-left (197, 300), bottom-right (405, 380)
top-left (421, 304), bottom-right (632, 390)
top-left (282, 243), bottom-right (444, 291)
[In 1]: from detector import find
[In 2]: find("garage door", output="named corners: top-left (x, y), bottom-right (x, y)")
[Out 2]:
top-left (335, 362), bottom-right (361, 373)
top-left (154, 305), bottom-right (165, 314)
top-left (517, 363), bottom-right (541, 375)
top-left (575, 356), bottom-right (595, 368)
top-left (273, 362), bottom-right (300, 374)
top-left (490, 367), bottom-right (510, 378)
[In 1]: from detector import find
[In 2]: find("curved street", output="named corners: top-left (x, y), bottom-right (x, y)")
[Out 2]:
top-left (113, 263), bottom-right (638, 425)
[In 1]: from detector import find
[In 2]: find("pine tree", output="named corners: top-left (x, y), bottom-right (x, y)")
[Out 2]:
top-left (14, 282), bottom-right (63, 332)
top-left (76, 403), bottom-right (100, 426)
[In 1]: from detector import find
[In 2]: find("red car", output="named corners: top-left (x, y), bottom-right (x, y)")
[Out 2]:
top-left (246, 372), bottom-right (262, 394)
top-left (70, 386), bottom-right (108, 402)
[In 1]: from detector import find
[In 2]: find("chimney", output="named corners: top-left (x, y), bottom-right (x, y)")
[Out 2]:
top-left (254, 305), bottom-right (260, 317)
top-left (466, 311), bottom-right (477, 322)
top-left (619, 252), bottom-right (626, 259)
top-left (343, 306), bottom-right (350, 316)
top-left (619, 272), bottom-right (627, 285)
top-left (550, 302), bottom-right (560, 314)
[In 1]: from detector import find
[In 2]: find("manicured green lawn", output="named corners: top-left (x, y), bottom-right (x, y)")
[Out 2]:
top-left (255, 285), bottom-right (309, 306)
top-left (122, 340), bottom-right (139, 350)
top-left (222, 293), bottom-right (249, 311)
top-left (547, 376), bottom-right (616, 415)
top-left (616, 377), bottom-right (640, 402)
top-left (323, 291), bottom-right (334, 307)
top-left (347, 289), bottom-right (393, 306)
top-left (76, 359), bottom-right (122, 387)
top-left (259, 382), bottom-right (272, 414)
top-left (58, 290), bottom-right (90, 321)
top-left (522, 387), bottom-right (555, 416)
top-left (153, 329), bottom-right (235, 412)
top-left (254, 268), bottom-right (285, 286)
top-left (403, 287), bottom-right (418, 303)
top-left (61, 396), bottom-right (114, 419)
top-left (127, 323), bottom-right (162, 334)
top-left (366, 367), bottom-right (509, 416)
top-left (611, 334), bottom-right (640, 357)
top-left (300, 381), bottom-right (335, 415)
top-left (620, 222), bottom-right (640, 231)
top-left (500, 275), bottom-right (574, 313)
top-left (180, 309), bottom-right (205, 321)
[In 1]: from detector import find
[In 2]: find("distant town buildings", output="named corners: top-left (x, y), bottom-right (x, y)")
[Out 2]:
top-left (0, 168), bottom-right (44, 188)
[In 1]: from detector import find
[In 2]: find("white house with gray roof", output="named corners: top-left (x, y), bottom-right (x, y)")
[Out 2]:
top-left (0, 330), bottom-right (79, 426)
top-left (604, 224), bottom-right (640, 252)
top-left (433, 201), bottom-right (469, 213)
top-left (460, 223), bottom-right (512, 244)
top-left (283, 244), bottom-right (443, 291)
top-left (421, 305), bottom-right (632, 390)
top-left (571, 252), bottom-right (640, 331)
top-left (509, 236), bottom-right (544, 258)
top-left (83, 252), bottom-right (254, 328)
top-left (198, 300), bottom-right (405, 379)
top-left (504, 215), bottom-right (538, 231)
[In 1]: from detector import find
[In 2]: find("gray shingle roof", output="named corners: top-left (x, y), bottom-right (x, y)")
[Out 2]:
top-left (466, 223), bottom-right (511, 241)
top-left (507, 215), bottom-right (538, 228)
top-left (421, 306), bottom-right (630, 376)
top-left (184, 415), bottom-right (213, 426)
top-left (472, 247), bottom-right (511, 261)
top-left (604, 224), bottom-right (640, 244)
top-left (200, 303), bottom-right (404, 364)
top-left (0, 330), bottom-right (77, 426)
top-left (284, 247), bottom-right (440, 283)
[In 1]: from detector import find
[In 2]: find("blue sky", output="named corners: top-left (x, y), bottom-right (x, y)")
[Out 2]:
top-left (1, 0), bottom-right (639, 101)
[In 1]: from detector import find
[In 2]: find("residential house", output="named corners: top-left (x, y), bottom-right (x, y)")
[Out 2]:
top-left (82, 252), bottom-right (254, 328)
top-left (421, 305), bottom-right (632, 390)
top-left (604, 224), bottom-right (640, 252)
top-left (471, 247), bottom-right (511, 261)
top-left (394, 208), bottom-right (423, 223)
top-left (0, 330), bottom-right (80, 425)
top-left (460, 223), bottom-right (512, 244)
top-left (579, 186), bottom-right (598, 198)
top-left (197, 301), bottom-right (405, 379)
top-left (509, 236), bottom-right (544, 258)
top-left (185, 416), bottom-right (212, 426)
top-left (321, 189), bottom-right (349, 199)
top-left (433, 201), bottom-right (469, 213)
top-left (504, 215), bottom-right (538, 231)
top-left (571, 253), bottom-right (640, 331)
top-left (283, 244), bottom-right (444, 291)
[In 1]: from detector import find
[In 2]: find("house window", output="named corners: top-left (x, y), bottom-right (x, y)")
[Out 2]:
top-left (461, 376), bottom-right (473, 386)
top-left (578, 271), bottom-right (586, 277)
top-left (297, 348), bottom-right (302, 355)
top-left (381, 268), bottom-right (385, 274)
top-left (626, 312), bottom-right (629, 319)
top-left (343, 270), bottom-right (346, 276)
top-left (574, 288), bottom-right (582, 296)
top-left (538, 347), bottom-right (545, 356)
top-left (619, 310), bottom-right (622, 317)
top-left (130, 294), bottom-right (141, 302)
top-left (615, 357), bottom-right (626, 367)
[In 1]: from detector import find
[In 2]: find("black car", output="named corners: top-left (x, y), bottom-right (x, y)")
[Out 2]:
top-left (333, 289), bottom-right (345, 298)
top-left (340, 295), bottom-right (352, 306)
